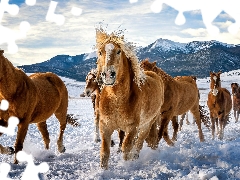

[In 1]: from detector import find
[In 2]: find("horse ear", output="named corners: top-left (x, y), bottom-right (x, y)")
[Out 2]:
top-left (153, 61), bottom-right (157, 65)
top-left (218, 71), bottom-right (222, 76)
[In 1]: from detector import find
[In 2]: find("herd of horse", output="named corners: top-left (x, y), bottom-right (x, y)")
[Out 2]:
top-left (0, 30), bottom-right (239, 170)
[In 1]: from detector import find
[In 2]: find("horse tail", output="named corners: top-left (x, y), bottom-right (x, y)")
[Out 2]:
top-left (199, 105), bottom-right (211, 131)
top-left (66, 114), bottom-right (80, 127)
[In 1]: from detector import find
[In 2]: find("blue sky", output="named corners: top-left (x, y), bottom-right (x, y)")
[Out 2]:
top-left (1, 0), bottom-right (240, 65)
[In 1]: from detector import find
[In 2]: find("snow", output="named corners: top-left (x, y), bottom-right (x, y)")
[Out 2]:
top-left (83, 51), bottom-right (97, 61)
top-left (1, 71), bottom-right (240, 180)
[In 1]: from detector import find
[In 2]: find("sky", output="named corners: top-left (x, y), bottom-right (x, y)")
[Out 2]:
top-left (1, 0), bottom-right (240, 66)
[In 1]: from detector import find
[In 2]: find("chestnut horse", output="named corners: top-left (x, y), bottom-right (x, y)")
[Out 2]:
top-left (95, 29), bottom-right (164, 169)
top-left (174, 76), bottom-right (198, 130)
top-left (84, 69), bottom-right (123, 148)
top-left (140, 60), bottom-right (205, 145)
top-left (207, 72), bottom-right (232, 140)
top-left (0, 50), bottom-right (78, 163)
top-left (231, 83), bottom-right (240, 123)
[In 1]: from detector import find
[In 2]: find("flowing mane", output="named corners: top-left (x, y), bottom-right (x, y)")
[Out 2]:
top-left (95, 28), bottom-right (145, 87)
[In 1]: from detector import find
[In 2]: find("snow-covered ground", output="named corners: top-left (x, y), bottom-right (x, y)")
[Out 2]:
top-left (1, 71), bottom-right (240, 180)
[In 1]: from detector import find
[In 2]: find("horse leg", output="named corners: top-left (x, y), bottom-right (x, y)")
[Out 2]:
top-left (236, 109), bottom-right (240, 123)
top-left (121, 125), bottom-right (138, 161)
top-left (191, 104), bottom-right (205, 142)
top-left (117, 130), bottom-right (125, 153)
top-left (132, 120), bottom-right (157, 159)
top-left (94, 109), bottom-right (101, 143)
top-left (145, 120), bottom-right (159, 149)
top-left (179, 114), bottom-right (184, 131)
top-left (210, 116), bottom-right (216, 140)
top-left (37, 121), bottom-right (50, 149)
top-left (99, 122), bottom-right (113, 169)
top-left (14, 122), bottom-right (29, 164)
top-left (234, 109), bottom-right (237, 123)
top-left (234, 109), bottom-right (240, 123)
top-left (215, 118), bottom-right (219, 135)
top-left (171, 116), bottom-right (178, 142)
top-left (158, 114), bottom-right (174, 146)
top-left (186, 112), bottom-right (190, 125)
top-left (54, 111), bottom-right (67, 153)
top-left (218, 113), bottom-right (226, 140)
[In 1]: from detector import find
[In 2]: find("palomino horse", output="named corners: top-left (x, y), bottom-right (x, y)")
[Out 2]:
top-left (95, 29), bottom-right (164, 169)
top-left (140, 60), bottom-right (205, 146)
top-left (207, 72), bottom-right (232, 140)
top-left (231, 83), bottom-right (240, 123)
top-left (84, 69), bottom-right (124, 148)
top-left (0, 50), bottom-right (78, 163)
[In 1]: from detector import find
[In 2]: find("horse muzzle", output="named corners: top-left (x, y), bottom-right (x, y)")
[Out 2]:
top-left (212, 88), bottom-right (218, 96)
top-left (101, 69), bottom-right (116, 86)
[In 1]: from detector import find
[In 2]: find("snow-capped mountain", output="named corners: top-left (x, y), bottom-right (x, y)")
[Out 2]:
top-left (18, 38), bottom-right (240, 81)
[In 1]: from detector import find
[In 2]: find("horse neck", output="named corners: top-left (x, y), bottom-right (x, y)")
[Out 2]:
top-left (0, 55), bottom-right (23, 99)
top-left (154, 67), bottom-right (173, 82)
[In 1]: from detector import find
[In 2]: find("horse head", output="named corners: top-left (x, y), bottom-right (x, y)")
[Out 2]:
top-left (95, 28), bottom-right (145, 88)
top-left (84, 69), bottom-right (99, 96)
top-left (140, 59), bottom-right (157, 71)
top-left (231, 83), bottom-right (240, 96)
top-left (210, 71), bottom-right (221, 96)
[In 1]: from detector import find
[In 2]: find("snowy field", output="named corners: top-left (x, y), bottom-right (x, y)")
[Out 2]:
top-left (1, 70), bottom-right (240, 180)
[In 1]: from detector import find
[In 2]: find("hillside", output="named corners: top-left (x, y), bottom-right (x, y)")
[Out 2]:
top-left (18, 39), bottom-right (240, 81)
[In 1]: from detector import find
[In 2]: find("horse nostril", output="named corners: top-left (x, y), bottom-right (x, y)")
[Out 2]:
top-left (110, 71), bottom-right (116, 78)
top-left (101, 72), bottom-right (106, 77)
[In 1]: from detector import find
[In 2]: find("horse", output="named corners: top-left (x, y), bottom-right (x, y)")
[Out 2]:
top-left (140, 60), bottom-right (205, 145)
top-left (174, 76), bottom-right (198, 130)
top-left (207, 72), bottom-right (232, 140)
top-left (0, 50), bottom-right (78, 164)
top-left (231, 83), bottom-right (240, 123)
top-left (84, 69), bottom-right (124, 148)
top-left (95, 29), bottom-right (164, 169)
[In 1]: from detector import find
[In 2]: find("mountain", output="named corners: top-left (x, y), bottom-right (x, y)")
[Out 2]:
top-left (18, 39), bottom-right (240, 81)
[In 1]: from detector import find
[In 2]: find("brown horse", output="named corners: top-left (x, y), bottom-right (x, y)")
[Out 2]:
top-left (84, 69), bottom-right (123, 148)
top-left (231, 83), bottom-right (240, 123)
top-left (174, 76), bottom-right (198, 130)
top-left (0, 50), bottom-right (78, 163)
top-left (140, 60), bottom-right (205, 145)
top-left (207, 72), bottom-right (232, 140)
top-left (95, 29), bottom-right (164, 169)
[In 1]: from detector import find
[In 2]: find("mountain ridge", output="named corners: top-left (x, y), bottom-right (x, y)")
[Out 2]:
top-left (18, 38), bottom-right (240, 81)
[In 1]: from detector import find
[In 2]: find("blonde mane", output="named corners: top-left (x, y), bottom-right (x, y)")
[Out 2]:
top-left (95, 28), bottom-right (145, 87)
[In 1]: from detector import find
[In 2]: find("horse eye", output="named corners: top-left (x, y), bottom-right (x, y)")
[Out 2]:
top-left (117, 50), bottom-right (121, 55)
top-left (99, 51), bottom-right (102, 56)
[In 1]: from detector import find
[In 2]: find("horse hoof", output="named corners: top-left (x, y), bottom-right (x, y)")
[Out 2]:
top-left (59, 146), bottom-right (66, 153)
top-left (13, 159), bottom-right (19, 164)
top-left (7, 147), bottom-right (14, 155)
top-left (133, 153), bottom-right (139, 160)
top-left (95, 138), bottom-right (101, 143)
